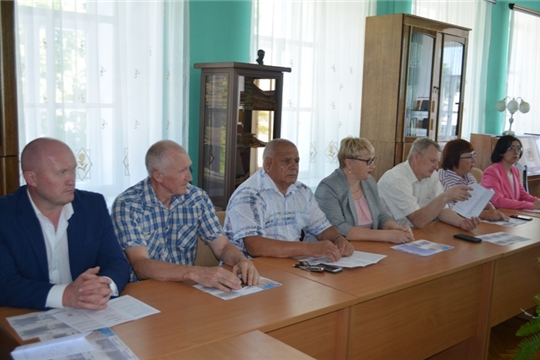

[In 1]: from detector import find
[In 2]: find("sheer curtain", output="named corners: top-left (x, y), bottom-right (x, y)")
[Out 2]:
top-left (251, 0), bottom-right (376, 188)
top-left (505, 10), bottom-right (540, 135)
top-left (412, 0), bottom-right (491, 140)
top-left (15, 0), bottom-right (189, 205)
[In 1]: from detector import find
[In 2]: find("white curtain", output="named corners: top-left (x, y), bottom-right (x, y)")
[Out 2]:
top-left (251, 0), bottom-right (376, 189)
top-left (412, 0), bottom-right (491, 140)
top-left (505, 10), bottom-right (540, 135)
top-left (15, 0), bottom-right (189, 206)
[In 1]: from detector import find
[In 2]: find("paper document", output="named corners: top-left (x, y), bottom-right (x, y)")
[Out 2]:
top-left (481, 217), bottom-right (528, 227)
top-left (476, 232), bottom-right (530, 245)
top-left (11, 328), bottom-right (138, 360)
top-left (194, 276), bottom-right (282, 300)
top-left (452, 183), bottom-right (494, 218)
top-left (8, 295), bottom-right (160, 340)
top-left (298, 250), bottom-right (386, 268)
top-left (392, 240), bottom-right (453, 256)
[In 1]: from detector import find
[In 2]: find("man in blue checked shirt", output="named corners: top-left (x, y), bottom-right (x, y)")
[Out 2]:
top-left (111, 140), bottom-right (259, 292)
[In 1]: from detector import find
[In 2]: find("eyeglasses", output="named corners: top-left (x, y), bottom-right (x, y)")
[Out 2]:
top-left (460, 152), bottom-right (477, 160)
top-left (348, 157), bottom-right (377, 166)
top-left (507, 145), bottom-right (523, 152)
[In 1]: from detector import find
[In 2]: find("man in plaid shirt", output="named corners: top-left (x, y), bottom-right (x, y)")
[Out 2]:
top-left (112, 140), bottom-right (259, 291)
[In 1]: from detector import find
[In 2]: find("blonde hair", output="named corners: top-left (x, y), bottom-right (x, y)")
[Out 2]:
top-left (337, 137), bottom-right (375, 168)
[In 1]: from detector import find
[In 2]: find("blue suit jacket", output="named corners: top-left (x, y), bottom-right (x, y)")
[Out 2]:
top-left (0, 186), bottom-right (129, 310)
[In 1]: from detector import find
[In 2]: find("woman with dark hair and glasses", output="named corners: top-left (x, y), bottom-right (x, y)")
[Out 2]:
top-left (481, 135), bottom-right (540, 209)
top-left (314, 137), bottom-right (413, 244)
top-left (439, 139), bottom-right (507, 221)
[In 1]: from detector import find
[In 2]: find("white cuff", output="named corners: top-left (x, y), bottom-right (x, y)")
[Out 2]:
top-left (46, 284), bottom-right (68, 309)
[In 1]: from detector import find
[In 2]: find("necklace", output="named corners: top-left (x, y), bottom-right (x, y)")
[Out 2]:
top-left (351, 184), bottom-right (361, 194)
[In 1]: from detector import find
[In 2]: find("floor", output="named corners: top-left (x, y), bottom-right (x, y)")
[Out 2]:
top-left (489, 316), bottom-right (540, 360)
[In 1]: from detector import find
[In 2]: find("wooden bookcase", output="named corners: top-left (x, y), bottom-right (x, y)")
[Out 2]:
top-left (360, 14), bottom-right (469, 180)
top-left (194, 62), bottom-right (291, 210)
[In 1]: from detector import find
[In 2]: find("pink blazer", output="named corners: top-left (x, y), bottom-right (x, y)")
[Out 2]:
top-left (480, 162), bottom-right (539, 209)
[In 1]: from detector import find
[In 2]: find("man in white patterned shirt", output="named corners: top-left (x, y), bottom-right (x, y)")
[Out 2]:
top-left (378, 138), bottom-right (481, 230)
top-left (224, 139), bottom-right (354, 261)
top-left (112, 140), bottom-right (259, 292)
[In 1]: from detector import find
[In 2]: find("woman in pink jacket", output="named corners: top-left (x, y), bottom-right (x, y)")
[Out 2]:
top-left (481, 135), bottom-right (540, 209)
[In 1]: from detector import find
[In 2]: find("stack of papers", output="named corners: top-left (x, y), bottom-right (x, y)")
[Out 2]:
top-left (7, 295), bottom-right (160, 341)
top-left (11, 328), bottom-right (138, 360)
top-left (392, 240), bottom-right (453, 256)
top-left (298, 250), bottom-right (386, 268)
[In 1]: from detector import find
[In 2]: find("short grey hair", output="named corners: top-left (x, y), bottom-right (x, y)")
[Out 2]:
top-left (407, 138), bottom-right (441, 161)
top-left (262, 138), bottom-right (297, 160)
top-left (145, 140), bottom-right (187, 176)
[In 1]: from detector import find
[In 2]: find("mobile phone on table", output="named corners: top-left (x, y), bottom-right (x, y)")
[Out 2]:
top-left (322, 264), bottom-right (343, 273)
top-left (510, 214), bottom-right (533, 221)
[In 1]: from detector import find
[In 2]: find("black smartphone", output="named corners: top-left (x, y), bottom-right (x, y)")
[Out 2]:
top-left (510, 214), bottom-right (533, 221)
top-left (323, 265), bottom-right (343, 273)
top-left (454, 234), bottom-right (482, 243)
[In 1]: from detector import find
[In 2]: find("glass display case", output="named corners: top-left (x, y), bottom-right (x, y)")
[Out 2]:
top-left (194, 62), bottom-right (291, 210)
top-left (360, 14), bottom-right (469, 180)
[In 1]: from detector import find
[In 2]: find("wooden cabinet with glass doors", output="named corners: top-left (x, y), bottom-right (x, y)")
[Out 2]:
top-left (360, 14), bottom-right (469, 180)
top-left (195, 62), bottom-right (291, 210)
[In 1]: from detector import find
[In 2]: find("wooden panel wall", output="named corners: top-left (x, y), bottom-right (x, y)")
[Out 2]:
top-left (0, 0), bottom-right (20, 196)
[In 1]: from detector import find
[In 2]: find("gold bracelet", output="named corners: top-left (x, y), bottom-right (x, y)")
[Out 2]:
top-left (332, 234), bottom-right (348, 242)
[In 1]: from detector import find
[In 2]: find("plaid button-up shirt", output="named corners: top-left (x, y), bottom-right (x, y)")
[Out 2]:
top-left (112, 178), bottom-right (222, 282)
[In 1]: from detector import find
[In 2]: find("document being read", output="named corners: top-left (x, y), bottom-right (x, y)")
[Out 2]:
top-left (452, 183), bottom-right (494, 218)
top-left (7, 295), bottom-right (160, 340)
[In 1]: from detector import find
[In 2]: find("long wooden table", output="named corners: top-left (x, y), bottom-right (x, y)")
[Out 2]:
top-left (257, 213), bottom-right (540, 359)
top-left (155, 330), bottom-right (316, 360)
top-left (0, 261), bottom-right (356, 359)
top-left (1, 213), bottom-right (540, 359)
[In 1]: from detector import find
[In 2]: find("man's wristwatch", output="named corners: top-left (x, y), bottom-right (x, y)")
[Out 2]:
top-left (332, 234), bottom-right (349, 242)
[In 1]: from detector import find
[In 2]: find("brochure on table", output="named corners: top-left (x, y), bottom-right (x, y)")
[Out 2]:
top-left (194, 276), bottom-right (281, 300)
top-left (392, 240), bottom-right (454, 256)
top-left (476, 232), bottom-right (531, 245)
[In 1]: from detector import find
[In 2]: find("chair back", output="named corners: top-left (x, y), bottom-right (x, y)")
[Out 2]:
top-left (516, 163), bottom-right (529, 192)
top-left (193, 211), bottom-right (226, 267)
top-left (470, 167), bottom-right (483, 183)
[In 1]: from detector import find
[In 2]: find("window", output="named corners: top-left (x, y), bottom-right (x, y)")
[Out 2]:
top-left (16, 0), bottom-right (189, 205)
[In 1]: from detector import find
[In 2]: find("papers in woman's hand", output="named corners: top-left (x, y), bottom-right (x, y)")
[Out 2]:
top-left (453, 183), bottom-right (494, 218)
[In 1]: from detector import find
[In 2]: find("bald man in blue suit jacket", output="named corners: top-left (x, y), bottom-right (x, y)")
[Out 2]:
top-left (0, 138), bottom-right (129, 310)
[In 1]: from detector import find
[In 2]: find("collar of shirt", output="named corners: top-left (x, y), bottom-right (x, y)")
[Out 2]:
top-left (26, 189), bottom-right (74, 224)
top-left (403, 161), bottom-right (429, 184)
top-left (260, 169), bottom-right (299, 197)
top-left (141, 177), bottom-right (193, 210)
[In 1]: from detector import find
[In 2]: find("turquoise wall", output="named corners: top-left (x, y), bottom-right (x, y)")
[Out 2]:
top-left (376, 0), bottom-right (411, 15)
top-left (189, 0), bottom-right (251, 184)
top-left (486, 0), bottom-right (540, 134)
